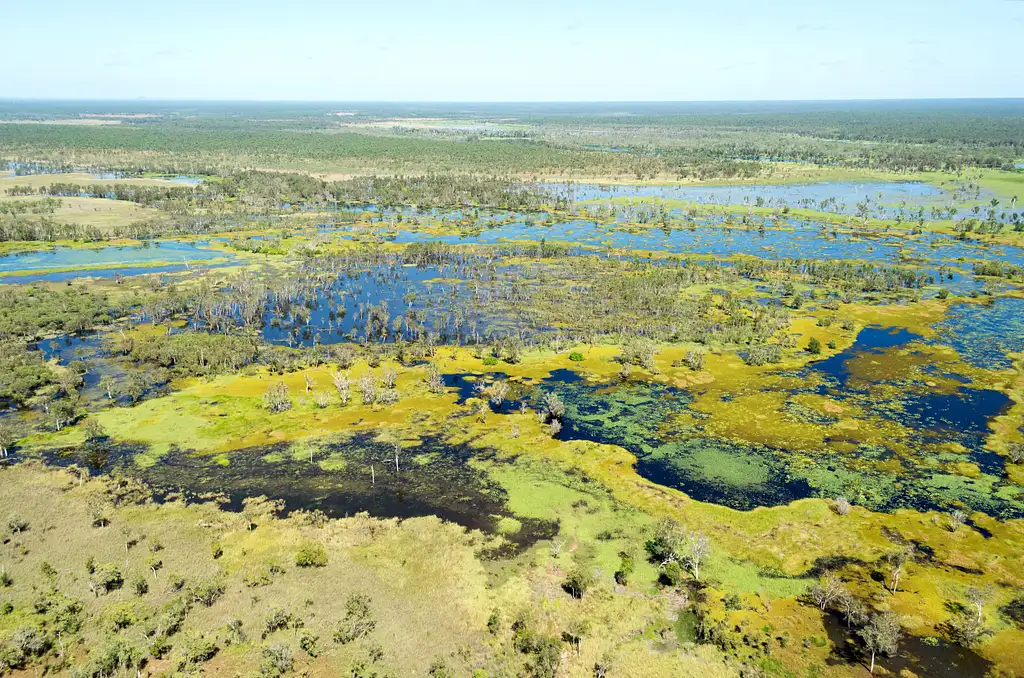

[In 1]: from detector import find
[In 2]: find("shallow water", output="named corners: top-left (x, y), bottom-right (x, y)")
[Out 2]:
top-left (255, 262), bottom-right (512, 347)
top-left (386, 218), bottom-right (1024, 274)
top-left (0, 240), bottom-right (228, 275)
top-left (544, 181), bottom-right (947, 216)
top-left (39, 433), bottom-right (557, 550)
top-left (822, 611), bottom-right (991, 678)
top-left (930, 298), bottom-right (1024, 370)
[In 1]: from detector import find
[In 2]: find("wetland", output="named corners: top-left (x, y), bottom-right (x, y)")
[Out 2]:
top-left (1, 100), bottom-right (1023, 678)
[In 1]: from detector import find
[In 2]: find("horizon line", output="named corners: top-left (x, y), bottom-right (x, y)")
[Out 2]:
top-left (2, 96), bottom-right (1024, 104)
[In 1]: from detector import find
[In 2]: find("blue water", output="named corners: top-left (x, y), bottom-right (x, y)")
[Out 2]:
top-left (0, 241), bottom-right (228, 275)
top-left (930, 298), bottom-right (1024, 370)
top-left (385, 218), bottom-right (1024, 273)
top-left (544, 181), bottom-right (947, 214)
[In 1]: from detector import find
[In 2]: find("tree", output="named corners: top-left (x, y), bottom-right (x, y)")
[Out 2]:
top-left (965, 585), bottom-right (993, 624)
top-left (810, 572), bottom-right (845, 611)
top-left (885, 546), bottom-right (913, 594)
top-left (645, 518), bottom-right (686, 564)
top-left (83, 417), bottom-right (106, 442)
top-left (542, 391), bottom-right (565, 421)
top-left (332, 371), bottom-right (351, 404)
top-left (837, 591), bottom-right (866, 628)
top-left (684, 531), bottom-right (710, 581)
top-left (947, 609), bottom-right (990, 647)
top-left (357, 374), bottom-right (377, 405)
top-left (807, 337), bottom-right (822, 355)
top-left (7, 514), bottom-right (28, 535)
top-left (947, 509), bottom-right (968, 532)
top-left (123, 371), bottom-right (149, 404)
top-left (262, 382), bottom-right (291, 413)
top-left (859, 612), bottom-right (900, 674)
top-left (99, 375), bottom-right (115, 400)
top-left (0, 422), bottom-right (16, 458)
top-left (563, 565), bottom-right (594, 599)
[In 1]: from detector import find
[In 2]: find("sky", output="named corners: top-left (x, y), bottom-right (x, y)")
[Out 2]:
top-left (3, 0), bottom-right (1023, 101)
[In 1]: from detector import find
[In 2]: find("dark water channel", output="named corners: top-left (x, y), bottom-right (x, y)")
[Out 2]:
top-left (39, 433), bottom-right (557, 551)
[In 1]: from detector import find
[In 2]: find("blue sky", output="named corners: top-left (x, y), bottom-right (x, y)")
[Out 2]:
top-left (4, 0), bottom-right (1023, 101)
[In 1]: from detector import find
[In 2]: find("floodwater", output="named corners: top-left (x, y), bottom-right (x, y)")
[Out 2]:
top-left (822, 611), bottom-right (992, 678)
top-left (543, 181), bottom-right (948, 215)
top-left (0, 241), bottom-right (230, 276)
top-left (39, 433), bottom-right (557, 550)
top-left (387, 218), bottom-right (1024, 274)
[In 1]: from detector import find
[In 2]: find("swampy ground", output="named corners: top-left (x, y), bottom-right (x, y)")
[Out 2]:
top-left (1, 101), bottom-right (1024, 678)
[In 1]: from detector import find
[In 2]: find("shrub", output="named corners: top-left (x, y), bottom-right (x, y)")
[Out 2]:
top-left (743, 344), bottom-right (782, 366)
top-left (614, 551), bottom-right (635, 585)
top-left (563, 565), bottom-right (594, 599)
top-left (299, 630), bottom-right (320, 657)
top-left (263, 608), bottom-right (293, 637)
top-left (262, 382), bottom-right (291, 413)
top-left (295, 541), bottom-right (328, 568)
top-left (568, 351), bottom-right (584, 362)
top-left (90, 564), bottom-right (123, 595)
top-left (684, 349), bottom-right (705, 371)
top-left (661, 561), bottom-right (684, 586)
top-left (188, 579), bottom-right (225, 607)
top-left (333, 594), bottom-right (375, 644)
top-left (807, 337), bottom-right (822, 355)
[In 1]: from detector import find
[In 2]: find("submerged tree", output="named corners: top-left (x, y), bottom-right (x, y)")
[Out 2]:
top-left (859, 612), bottom-right (901, 674)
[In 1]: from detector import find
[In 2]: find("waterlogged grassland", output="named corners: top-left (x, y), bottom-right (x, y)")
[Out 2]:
top-left (6, 308), bottom-right (1024, 674)
top-left (3, 105), bottom-right (1024, 676)
top-left (0, 464), bottom-right (749, 678)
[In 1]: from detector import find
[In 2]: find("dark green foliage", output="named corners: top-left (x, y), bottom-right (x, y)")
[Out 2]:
top-left (187, 578), bottom-right (225, 607)
top-left (614, 551), bottom-right (635, 586)
top-left (89, 564), bottom-right (123, 596)
top-left (299, 630), bottom-right (320, 658)
top-left (661, 561), bottom-right (684, 587)
top-left (1001, 596), bottom-right (1024, 629)
top-left (0, 287), bottom-right (115, 342)
top-left (132, 573), bottom-right (149, 596)
top-left (130, 331), bottom-right (259, 377)
top-left (807, 337), bottom-right (822, 355)
top-left (568, 351), bottom-right (584, 362)
top-left (178, 634), bottom-right (218, 670)
top-left (487, 609), bottom-right (501, 635)
top-left (563, 565), bottom-right (594, 599)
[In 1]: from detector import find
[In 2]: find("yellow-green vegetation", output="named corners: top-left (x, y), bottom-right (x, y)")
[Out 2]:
top-left (4, 101), bottom-right (1024, 678)
top-left (0, 463), bottom-right (742, 678)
